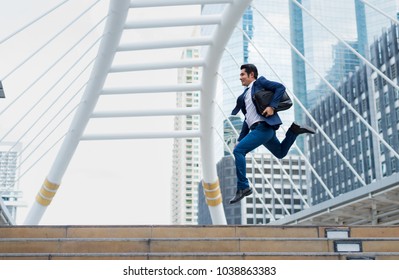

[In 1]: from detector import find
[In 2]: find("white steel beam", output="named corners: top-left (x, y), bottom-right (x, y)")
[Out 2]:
top-left (125, 15), bottom-right (221, 29)
top-left (0, 198), bottom-right (15, 225)
top-left (91, 107), bottom-right (200, 118)
top-left (110, 59), bottom-right (205, 72)
top-left (81, 130), bottom-right (201, 140)
top-left (24, 0), bottom-right (131, 225)
top-left (130, 0), bottom-right (233, 8)
top-left (200, 0), bottom-right (253, 225)
top-left (101, 84), bottom-right (202, 95)
top-left (117, 37), bottom-right (212, 51)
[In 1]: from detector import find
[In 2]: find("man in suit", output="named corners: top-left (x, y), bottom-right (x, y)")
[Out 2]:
top-left (229, 63), bottom-right (315, 204)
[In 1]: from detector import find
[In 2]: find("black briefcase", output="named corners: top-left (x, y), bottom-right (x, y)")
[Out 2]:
top-left (253, 89), bottom-right (292, 114)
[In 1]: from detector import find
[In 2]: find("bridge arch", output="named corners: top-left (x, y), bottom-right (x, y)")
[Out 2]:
top-left (23, 0), bottom-right (252, 225)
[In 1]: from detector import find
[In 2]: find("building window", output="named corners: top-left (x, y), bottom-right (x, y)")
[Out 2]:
top-left (376, 97), bottom-right (380, 112)
top-left (362, 99), bottom-right (367, 112)
top-left (382, 71), bottom-right (387, 86)
top-left (380, 143), bottom-right (385, 155)
top-left (387, 32), bottom-right (393, 58)
top-left (384, 91), bottom-right (389, 106)
top-left (382, 161), bottom-right (387, 176)
top-left (378, 118), bottom-right (382, 133)
top-left (391, 63), bottom-right (397, 79)
top-left (386, 113), bottom-right (391, 127)
top-left (377, 38), bottom-right (383, 65)
top-left (396, 25), bottom-right (399, 51)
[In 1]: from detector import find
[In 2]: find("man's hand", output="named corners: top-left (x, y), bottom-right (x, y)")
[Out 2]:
top-left (262, 106), bottom-right (275, 117)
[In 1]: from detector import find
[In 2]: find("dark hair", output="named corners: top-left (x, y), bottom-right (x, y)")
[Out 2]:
top-left (240, 64), bottom-right (258, 79)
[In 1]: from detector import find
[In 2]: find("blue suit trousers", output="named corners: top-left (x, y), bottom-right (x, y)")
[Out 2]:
top-left (233, 122), bottom-right (297, 190)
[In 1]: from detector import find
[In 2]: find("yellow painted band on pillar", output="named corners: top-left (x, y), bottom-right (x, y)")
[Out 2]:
top-left (36, 193), bottom-right (52, 206)
top-left (202, 179), bottom-right (220, 191)
top-left (40, 187), bottom-right (57, 199)
top-left (202, 178), bottom-right (222, 206)
top-left (204, 187), bottom-right (221, 199)
top-left (206, 196), bottom-right (223, 207)
top-left (35, 179), bottom-right (60, 206)
top-left (44, 179), bottom-right (60, 191)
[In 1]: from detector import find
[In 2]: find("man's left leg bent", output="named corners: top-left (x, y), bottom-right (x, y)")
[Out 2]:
top-left (263, 129), bottom-right (297, 159)
top-left (264, 122), bottom-right (316, 159)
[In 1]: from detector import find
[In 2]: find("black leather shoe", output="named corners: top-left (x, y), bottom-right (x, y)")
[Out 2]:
top-left (229, 187), bottom-right (253, 204)
top-left (289, 122), bottom-right (316, 135)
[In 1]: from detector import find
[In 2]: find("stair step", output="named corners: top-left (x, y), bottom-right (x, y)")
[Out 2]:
top-left (0, 225), bottom-right (322, 239)
top-left (12, 237), bottom-right (399, 254)
top-left (350, 226), bottom-right (399, 238)
top-left (2, 251), bottom-right (399, 260)
top-left (0, 252), bottom-right (342, 260)
top-left (0, 238), bottom-right (331, 254)
top-left (363, 239), bottom-right (399, 252)
top-left (236, 226), bottom-right (320, 238)
top-left (1, 225), bottom-right (399, 260)
top-left (0, 226), bottom-right (67, 238)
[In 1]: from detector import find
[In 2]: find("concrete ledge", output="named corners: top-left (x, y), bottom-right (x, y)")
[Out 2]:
top-left (1, 225), bottom-right (399, 259)
top-left (2, 251), bottom-right (399, 260)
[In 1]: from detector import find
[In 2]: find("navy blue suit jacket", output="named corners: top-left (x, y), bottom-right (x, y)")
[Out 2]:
top-left (231, 76), bottom-right (286, 141)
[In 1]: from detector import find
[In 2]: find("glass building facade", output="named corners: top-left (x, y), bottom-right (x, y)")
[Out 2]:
top-left (370, 24), bottom-right (399, 178)
top-left (300, 0), bottom-right (363, 106)
top-left (364, 0), bottom-right (399, 46)
top-left (309, 24), bottom-right (399, 204)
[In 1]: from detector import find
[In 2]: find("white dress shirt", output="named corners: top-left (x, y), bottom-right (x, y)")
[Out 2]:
top-left (244, 81), bottom-right (263, 129)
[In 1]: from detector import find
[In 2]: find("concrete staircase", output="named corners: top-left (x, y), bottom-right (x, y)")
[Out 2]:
top-left (0, 225), bottom-right (399, 260)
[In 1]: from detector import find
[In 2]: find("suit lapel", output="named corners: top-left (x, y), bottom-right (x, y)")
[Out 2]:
top-left (231, 88), bottom-right (249, 115)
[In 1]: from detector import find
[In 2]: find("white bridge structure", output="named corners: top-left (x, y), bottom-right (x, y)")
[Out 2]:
top-left (0, 0), bottom-right (399, 226)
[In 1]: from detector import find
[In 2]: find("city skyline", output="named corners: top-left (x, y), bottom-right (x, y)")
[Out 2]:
top-left (1, 1), bottom-right (399, 226)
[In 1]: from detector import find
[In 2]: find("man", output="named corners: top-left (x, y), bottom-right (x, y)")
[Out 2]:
top-left (229, 64), bottom-right (315, 204)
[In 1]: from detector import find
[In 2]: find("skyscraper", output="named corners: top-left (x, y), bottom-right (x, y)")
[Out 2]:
top-left (171, 47), bottom-right (201, 225)
top-left (364, 0), bottom-right (399, 46)
top-left (289, 0), bottom-right (307, 146)
top-left (293, 0), bottom-right (399, 110)
top-left (300, 0), bottom-right (362, 106)
top-left (370, 24), bottom-right (399, 178)
top-left (309, 24), bottom-right (399, 204)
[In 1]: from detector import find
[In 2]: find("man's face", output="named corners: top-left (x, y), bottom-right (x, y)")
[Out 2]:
top-left (240, 69), bottom-right (255, 87)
